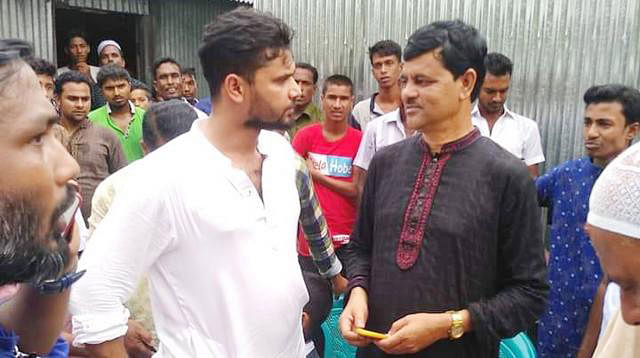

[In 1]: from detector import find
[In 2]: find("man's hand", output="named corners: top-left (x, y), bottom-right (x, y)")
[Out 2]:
top-left (330, 274), bottom-right (348, 295)
top-left (339, 287), bottom-right (371, 347)
top-left (74, 62), bottom-right (91, 78)
top-left (375, 313), bottom-right (450, 355)
top-left (306, 158), bottom-right (320, 179)
top-left (124, 320), bottom-right (155, 358)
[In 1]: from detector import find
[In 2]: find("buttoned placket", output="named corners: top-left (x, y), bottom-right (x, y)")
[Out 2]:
top-left (107, 101), bottom-right (136, 139)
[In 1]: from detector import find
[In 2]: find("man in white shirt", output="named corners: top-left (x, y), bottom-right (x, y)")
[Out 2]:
top-left (471, 52), bottom-right (545, 177)
top-left (56, 30), bottom-right (100, 83)
top-left (71, 8), bottom-right (308, 357)
top-left (352, 106), bottom-right (414, 194)
top-left (352, 40), bottom-right (403, 130)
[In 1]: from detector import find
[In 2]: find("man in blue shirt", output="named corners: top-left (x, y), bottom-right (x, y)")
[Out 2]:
top-left (536, 84), bottom-right (640, 357)
top-left (0, 39), bottom-right (83, 357)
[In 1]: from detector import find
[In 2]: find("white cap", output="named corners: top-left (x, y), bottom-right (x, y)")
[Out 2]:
top-left (97, 40), bottom-right (121, 55)
top-left (587, 141), bottom-right (640, 239)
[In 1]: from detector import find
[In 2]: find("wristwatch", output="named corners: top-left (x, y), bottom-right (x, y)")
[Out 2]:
top-left (35, 269), bottom-right (86, 295)
top-left (446, 310), bottom-right (464, 340)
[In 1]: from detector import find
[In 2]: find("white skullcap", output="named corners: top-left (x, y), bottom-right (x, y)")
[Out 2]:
top-left (97, 40), bottom-right (121, 55)
top-left (587, 141), bottom-right (640, 239)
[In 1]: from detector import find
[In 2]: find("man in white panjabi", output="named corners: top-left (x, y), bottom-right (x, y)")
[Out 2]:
top-left (71, 8), bottom-right (309, 357)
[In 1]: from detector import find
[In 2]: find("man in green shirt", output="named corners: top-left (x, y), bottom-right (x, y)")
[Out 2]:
top-left (89, 64), bottom-right (145, 162)
top-left (289, 62), bottom-right (323, 139)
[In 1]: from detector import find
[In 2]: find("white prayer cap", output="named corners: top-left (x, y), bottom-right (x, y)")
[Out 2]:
top-left (588, 141), bottom-right (640, 239)
top-left (97, 40), bottom-right (121, 55)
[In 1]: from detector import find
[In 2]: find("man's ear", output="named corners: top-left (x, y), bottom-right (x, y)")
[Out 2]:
top-left (222, 74), bottom-right (249, 104)
top-left (458, 68), bottom-right (478, 101)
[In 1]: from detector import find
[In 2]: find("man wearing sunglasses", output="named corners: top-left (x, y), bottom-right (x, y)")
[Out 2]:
top-left (0, 39), bottom-right (84, 356)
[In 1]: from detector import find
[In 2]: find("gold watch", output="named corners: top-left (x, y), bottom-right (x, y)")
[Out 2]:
top-left (446, 310), bottom-right (464, 340)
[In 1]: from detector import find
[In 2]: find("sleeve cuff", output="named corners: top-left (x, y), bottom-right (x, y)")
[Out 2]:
top-left (72, 307), bottom-right (130, 345)
top-left (524, 155), bottom-right (545, 166)
top-left (321, 259), bottom-right (343, 279)
top-left (346, 276), bottom-right (369, 296)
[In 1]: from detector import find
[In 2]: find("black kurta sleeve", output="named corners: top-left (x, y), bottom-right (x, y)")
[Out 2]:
top-left (344, 154), bottom-right (378, 294)
top-left (467, 164), bottom-right (549, 345)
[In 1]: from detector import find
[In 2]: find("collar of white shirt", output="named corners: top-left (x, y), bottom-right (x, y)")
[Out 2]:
top-left (471, 103), bottom-right (516, 121)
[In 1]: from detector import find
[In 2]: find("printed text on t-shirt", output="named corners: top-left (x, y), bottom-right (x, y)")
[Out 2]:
top-left (308, 152), bottom-right (353, 178)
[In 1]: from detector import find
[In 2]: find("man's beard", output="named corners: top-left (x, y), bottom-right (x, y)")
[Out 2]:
top-left (244, 116), bottom-right (293, 131)
top-left (0, 186), bottom-right (74, 286)
top-left (243, 91), bottom-right (295, 131)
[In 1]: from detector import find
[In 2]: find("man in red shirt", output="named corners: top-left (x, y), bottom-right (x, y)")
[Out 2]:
top-left (293, 74), bottom-right (362, 274)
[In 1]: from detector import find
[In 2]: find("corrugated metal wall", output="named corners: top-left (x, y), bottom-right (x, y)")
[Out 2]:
top-left (256, 0), bottom-right (640, 171)
top-left (150, 0), bottom-right (241, 97)
top-left (64, 0), bottom-right (149, 14)
top-left (0, 0), bottom-right (54, 59)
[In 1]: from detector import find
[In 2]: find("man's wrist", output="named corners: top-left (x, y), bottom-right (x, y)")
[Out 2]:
top-left (442, 309), bottom-right (472, 340)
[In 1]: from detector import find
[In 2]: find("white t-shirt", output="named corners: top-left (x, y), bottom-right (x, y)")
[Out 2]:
top-left (352, 94), bottom-right (384, 130)
top-left (353, 109), bottom-right (407, 171)
top-left (57, 65), bottom-right (101, 83)
top-left (471, 104), bottom-right (545, 166)
top-left (71, 121), bottom-right (308, 357)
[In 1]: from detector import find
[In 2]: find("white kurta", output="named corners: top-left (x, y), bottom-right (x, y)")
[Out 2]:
top-left (71, 121), bottom-right (308, 357)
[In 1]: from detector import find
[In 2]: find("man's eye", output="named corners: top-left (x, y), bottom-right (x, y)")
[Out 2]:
top-left (31, 134), bottom-right (45, 145)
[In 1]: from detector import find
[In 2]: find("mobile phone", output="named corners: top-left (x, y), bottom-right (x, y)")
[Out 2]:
top-left (57, 192), bottom-right (82, 242)
top-left (355, 328), bottom-right (389, 340)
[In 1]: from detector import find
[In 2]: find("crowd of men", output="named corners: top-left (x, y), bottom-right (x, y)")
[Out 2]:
top-left (0, 6), bottom-right (639, 358)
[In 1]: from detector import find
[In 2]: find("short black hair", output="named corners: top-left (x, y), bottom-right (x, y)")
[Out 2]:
top-left (295, 62), bottom-right (318, 84)
top-left (182, 67), bottom-right (196, 77)
top-left (26, 57), bottom-right (56, 78)
top-left (96, 63), bottom-right (131, 88)
top-left (142, 99), bottom-right (197, 150)
top-left (131, 81), bottom-right (152, 98)
top-left (153, 57), bottom-right (182, 80)
top-left (404, 20), bottom-right (487, 102)
top-left (198, 7), bottom-right (293, 99)
top-left (485, 52), bottom-right (513, 77)
top-left (584, 84), bottom-right (640, 126)
top-left (322, 74), bottom-right (354, 96)
top-left (301, 271), bottom-right (332, 341)
top-left (65, 29), bottom-right (90, 47)
top-left (368, 40), bottom-right (402, 64)
top-left (0, 39), bottom-right (33, 96)
top-left (54, 70), bottom-right (92, 96)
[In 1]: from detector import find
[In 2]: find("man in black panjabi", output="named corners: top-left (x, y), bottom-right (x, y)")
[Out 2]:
top-left (339, 20), bottom-right (549, 358)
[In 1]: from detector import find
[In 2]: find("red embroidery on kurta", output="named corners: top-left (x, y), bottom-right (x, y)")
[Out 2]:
top-left (396, 128), bottom-right (481, 270)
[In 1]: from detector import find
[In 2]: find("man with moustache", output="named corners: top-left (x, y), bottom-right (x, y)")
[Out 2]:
top-left (89, 64), bottom-right (146, 162)
top-left (339, 21), bottom-right (548, 357)
top-left (472, 53), bottom-right (545, 177)
top-left (55, 71), bottom-right (127, 220)
top-left (288, 62), bottom-right (323, 139)
top-left (0, 38), bottom-right (83, 356)
top-left (71, 8), bottom-right (312, 357)
top-left (153, 57), bottom-right (207, 119)
top-left (536, 84), bottom-right (639, 357)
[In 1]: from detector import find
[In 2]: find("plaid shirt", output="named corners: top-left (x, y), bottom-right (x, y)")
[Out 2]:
top-left (295, 155), bottom-right (342, 278)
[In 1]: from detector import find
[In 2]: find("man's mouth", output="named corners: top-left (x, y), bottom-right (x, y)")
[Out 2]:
top-left (585, 142), bottom-right (600, 150)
